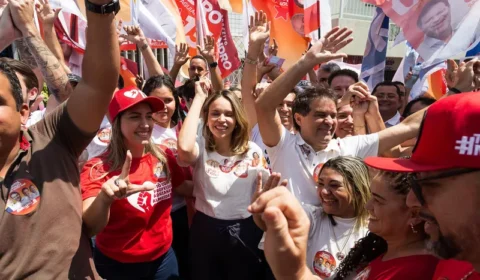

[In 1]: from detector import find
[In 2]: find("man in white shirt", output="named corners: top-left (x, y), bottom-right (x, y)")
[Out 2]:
top-left (371, 81), bottom-right (402, 128)
top-left (255, 27), bottom-right (425, 206)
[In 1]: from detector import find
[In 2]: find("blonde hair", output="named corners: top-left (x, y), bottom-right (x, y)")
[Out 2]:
top-left (202, 90), bottom-right (249, 156)
top-left (318, 156), bottom-right (371, 231)
top-left (90, 111), bottom-right (169, 180)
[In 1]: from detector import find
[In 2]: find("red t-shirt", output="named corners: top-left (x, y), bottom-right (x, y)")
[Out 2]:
top-left (353, 254), bottom-right (439, 280)
top-left (432, 260), bottom-right (479, 280)
top-left (81, 149), bottom-right (185, 263)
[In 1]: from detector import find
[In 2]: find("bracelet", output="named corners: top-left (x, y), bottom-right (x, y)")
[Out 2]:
top-left (448, 87), bottom-right (462, 94)
top-left (244, 57), bottom-right (257, 65)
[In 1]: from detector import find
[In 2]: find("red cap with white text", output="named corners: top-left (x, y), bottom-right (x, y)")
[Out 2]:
top-left (109, 86), bottom-right (165, 121)
top-left (365, 92), bottom-right (480, 172)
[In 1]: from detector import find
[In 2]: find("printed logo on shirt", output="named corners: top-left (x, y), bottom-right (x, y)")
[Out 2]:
top-left (160, 138), bottom-right (178, 156)
top-left (127, 181), bottom-right (172, 213)
top-left (312, 163), bottom-right (324, 183)
top-left (96, 128), bottom-right (111, 144)
top-left (153, 161), bottom-right (167, 179)
top-left (354, 266), bottom-right (371, 280)
top-left (5, 179), bottom-right (41, 215)
top-left (313, 251), bottom-right (336, 279)
top-left (205, 159), bottom-right (221, 177)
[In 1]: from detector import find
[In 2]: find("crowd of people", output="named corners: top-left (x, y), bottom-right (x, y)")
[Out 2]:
top-left (0, 0), bottom-right (479, 280)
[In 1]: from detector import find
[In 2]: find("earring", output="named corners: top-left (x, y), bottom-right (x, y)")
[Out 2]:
top-left (410, 223), bottom-right (418, 234)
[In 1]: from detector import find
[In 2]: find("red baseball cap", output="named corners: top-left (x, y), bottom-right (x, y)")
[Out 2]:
top-left (108, 86), bottom-right (165, 121)
top-left (365, 92), bottom-right (480, 172)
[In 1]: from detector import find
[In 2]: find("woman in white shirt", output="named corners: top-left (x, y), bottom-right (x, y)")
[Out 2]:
top-left (142, 74), bottom-right (193, 279)
top-left (304, 156), bottom-right (371, 279)
top-left (178, 78), bottom-right (270, 280)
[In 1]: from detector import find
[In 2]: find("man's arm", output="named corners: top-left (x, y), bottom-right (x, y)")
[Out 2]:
top-left (66, 1), bottom-right (120, 133)
top-left (255, 27), bottom-right (353, 147)
top-left (377, 107), bottom-right (426, 155)
top-left (197, 35), bottom-right (224, 91)
top-left (36, 1), bottom-right (71, 74)
top-left (22, 36), bottom-right (73, 113)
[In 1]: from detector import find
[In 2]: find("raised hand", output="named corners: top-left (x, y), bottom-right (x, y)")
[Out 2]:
top-left (251, 172), bottom-right (287, 231)
top-left (35, 0), bottom-right (61, 26)
top-left (257, 60), bottom-right (276, 81)
top-left (0, 5), bottom-right (22, 43)
top-left (304, 26), bottom-right (353, 66)
top-left (196, 35), bottom-right (216, 63)
top-left (116, 19), bottom-right (127, 46)
top-left (447, 58), bottom-right (480, 93)
top-left (194, 77), bottom-right (212, 98)
top-left (337, 81), bottom-right (371, 108)
top-left (120, 25), bottom-right (147, 46)
top-left (249, 10), bottom-right (270, 46)
top-left (248, 187), bottom-right (312, 280)
top-left (9, 0), bottom-right (36, 37)
top-left (101, 151), bottom-right (155, 202)
top-left (174, 42), bottom-right (190, 66)
top-left (366, 95), bottom-right (380, 117)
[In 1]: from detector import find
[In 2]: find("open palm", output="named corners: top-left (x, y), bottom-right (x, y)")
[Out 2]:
top-left (305, 27), bottom-right (353, 65)
top-left (249, 11), bottom-right (270, 45)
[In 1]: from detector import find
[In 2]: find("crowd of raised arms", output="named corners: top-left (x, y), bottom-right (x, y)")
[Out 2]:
top-left (0, 0), bottom-right (479, 280)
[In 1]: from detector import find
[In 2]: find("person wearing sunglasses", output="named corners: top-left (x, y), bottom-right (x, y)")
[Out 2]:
top-left (365, 92), bottom-right (480, 279)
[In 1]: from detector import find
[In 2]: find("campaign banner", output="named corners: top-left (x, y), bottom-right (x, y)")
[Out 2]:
top-left (360, 7), bottom-right (389, 90)
top-left (364, 0), bottom-right (480, 66)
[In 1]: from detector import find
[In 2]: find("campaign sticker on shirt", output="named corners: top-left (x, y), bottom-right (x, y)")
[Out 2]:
top-left (312, 163), bottom-right (324, 183)
top-left (233, 161), bottom-right (249, 178)
top-left (96, 128), bottom-right (111, 144)
top-left (160, 138), bottom-right (178, 156)
top-left (354, 266), bottom-right (371, 280)
top-left (313, 251), bottom-right (336, 279)
top-left (153, 161), bottom-right (167, 179)
top-left (251, 152), bottom-right (262, 167)
top-left (5, 179), bottom-right (41, 215)
top-left (205, 159), bottom-right (221, 177)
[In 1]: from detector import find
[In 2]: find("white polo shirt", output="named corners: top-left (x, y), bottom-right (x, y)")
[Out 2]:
top-left (266, 127), bottom-right (379, 206)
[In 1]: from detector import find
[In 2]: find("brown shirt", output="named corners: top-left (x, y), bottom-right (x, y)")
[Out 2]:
top-left (0, 103), bottom-right (100, 279)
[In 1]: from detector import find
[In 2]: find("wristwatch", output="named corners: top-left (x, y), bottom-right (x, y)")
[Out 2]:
top-left (85, 0), bottom-right (121, 15)
top-left (209, 62), bottom-right (218, 68)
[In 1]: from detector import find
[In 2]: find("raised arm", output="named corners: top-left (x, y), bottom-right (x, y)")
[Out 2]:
top-left (197, 35), bottom-right (224, 91)
top-left (169, 43), bottom-right (190, 82)
top-left (121, 25), bottom-right (164, 78)
top-left (377, 107), bottom-right (426, 155)
top-left (64, 0), bottom-right (120, 133)
top-left (36, 0), bottom-right (71, 74)
top-left (241, 11), bottom-right (270, 130)
top-left (255, 27), bottom-right (353, 147)
top-left (177, 78), bottom-right (210, 165)
top-left (12, 1), bottom-right (72, 113)
top-left (0, 5), bottom-right (22, 51)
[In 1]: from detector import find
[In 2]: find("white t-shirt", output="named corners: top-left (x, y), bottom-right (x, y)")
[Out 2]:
top-left (26, 108), bottom-right (46, 127)
top-left (192, 137), bottom-right (270, 220)
top-left (152, 124), bottom-right (186, 212)
top-left (304, 205), bottom-right (368, 280)
top-left (86, 116), bottom-right (111, 160)
top-left (266, 127), bottom-right (379, 206)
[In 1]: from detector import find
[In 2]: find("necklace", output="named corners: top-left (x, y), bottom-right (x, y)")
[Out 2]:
top-left (330, 220), bottom-right (355, 261)
top-left (461, 269), bottom-right (475, 280)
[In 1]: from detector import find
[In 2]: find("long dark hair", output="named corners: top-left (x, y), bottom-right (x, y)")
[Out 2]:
top-left (334, 171), bottom-right (411, 280)
top-left (142, 75), bottom-right (185, 127)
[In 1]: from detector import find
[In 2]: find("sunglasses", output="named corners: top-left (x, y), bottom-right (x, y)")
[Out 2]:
top-left (407, 168), bottom-right (479, 205)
